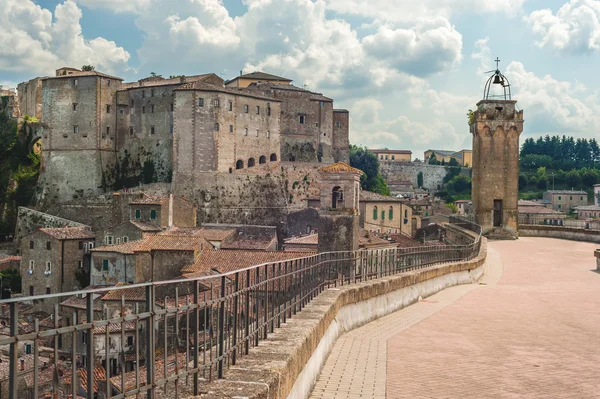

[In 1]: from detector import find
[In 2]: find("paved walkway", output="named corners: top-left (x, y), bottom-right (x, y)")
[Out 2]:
top-left (309, 238), bottom-right (600, 398)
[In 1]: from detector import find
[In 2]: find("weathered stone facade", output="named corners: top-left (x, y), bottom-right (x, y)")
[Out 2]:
top-left (16, 78), bottom-right (43, 119)
top-left (471, 100), bottom-right (524, 235)
top-left (380, 162), bottom-right (471, 192)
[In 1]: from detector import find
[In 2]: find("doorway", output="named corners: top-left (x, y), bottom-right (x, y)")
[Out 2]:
top-left (493, 200), bottom-right (503, 227)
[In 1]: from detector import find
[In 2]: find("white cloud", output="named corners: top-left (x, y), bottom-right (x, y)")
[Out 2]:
top-left (362, 19), bottom-right (463, 77)
top-left (506, 61), bottom-right (600, 134)
top-left (471, 37), bottom-right (492, 75)
top-left (326, 0), bottom-right (527, 23)
top-left (0, 0), bottom-right (130, 75)
top-left (525, 0), bottom-right (600, 53)
top-left (74, 0), bottom-right (151, 13)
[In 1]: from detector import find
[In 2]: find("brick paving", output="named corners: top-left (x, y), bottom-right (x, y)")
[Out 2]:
top-left (310, 238), bottom-right (600, 398)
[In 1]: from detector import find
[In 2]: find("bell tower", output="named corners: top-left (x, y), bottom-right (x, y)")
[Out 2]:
top-left (317, 163), bottom-right (363, 253)
top-left (471, 58), bottom-right (524, 237)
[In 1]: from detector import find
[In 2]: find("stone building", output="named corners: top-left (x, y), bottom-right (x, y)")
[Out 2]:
top-left (360, 191), bottom-right (413, 236)
top-left (16, 78), bottom-right (43, 119)
top-left (20, 227), bottom-right (95, 312)
top-left (128, 194), bottom-right (197, 228)
top-left (542, 190), bottom-right (587, 211)
top-left (371, 149), bottom-right (412, 162)
top-left (225, 71), bottom-right (293, 89)
top-left (317, 163), bottom-right (363, 253)
top-left (471, 67), bottom-right (524, 237)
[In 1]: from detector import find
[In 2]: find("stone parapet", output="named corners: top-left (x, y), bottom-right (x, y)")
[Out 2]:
top-left (520, 225), bottom-right (600, 244)
top-left (190, 238), bottom-right (487, 398)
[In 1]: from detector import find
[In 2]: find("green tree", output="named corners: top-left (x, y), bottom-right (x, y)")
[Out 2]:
top-left (448, 157), bottom-right (459, 167)
top-left (417, 171), bottom-right (424, 188)
top-left (446, 175), bottom-right (472, 194)
top-left (520, 154), bottom-right (553, 171)
top-left (349, 145), bottom-right (390, 195)
top-left (581, 168), bottom-right (600, 187)
top-left (81, 65), bottom-right (95, 71)
top-left (518, 174), bottom-right (528, 191)
top-left (428, 153), bottom-right (440, 165)
top-left (0, 269), bottom-right (21, 295)
top-left (565, 170), bottom-right (582, 188)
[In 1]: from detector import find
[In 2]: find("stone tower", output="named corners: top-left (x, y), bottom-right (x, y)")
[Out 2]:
top-left (471, 64), bottom-right (524, 237)
top-left (317, 163), bottom-right (363, 253)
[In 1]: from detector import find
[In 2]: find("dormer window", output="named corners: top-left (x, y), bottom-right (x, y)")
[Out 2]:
top-left (332, 186), bottom-right (344, 209)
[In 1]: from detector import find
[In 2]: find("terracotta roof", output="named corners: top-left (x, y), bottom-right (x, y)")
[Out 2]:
top-left (358, 231), bottom-right (394, 248)
top-left (79, 366), bottom-right (107, 394)
top-left (181, 250), bottom-right (315, 276)
top-left (91, 240), bottom-right (141, 254)
top-left (93, 320), bottom-right (137, 334)
top-left (360, 191), bottom-right (403, 202)
top-left (43, 71), bottom-right (123, 81)
top-left (545, 190), bottom-right (587, 195)
top-left (284, 234), bottom-right (318, 245)
top-left (388, 234), bottom-right (423, 248)
top-left (369, 149), bottom-right (412, 154)
top-left (110, 353), bottom-right (187, 393)
top-left (160, 227), bottom-right (236, 241)
top-left (318, 162), bottom-right (364, 174)
top-left (39, 227), bottom-right (95, 240)
top-left (100, 283), bottom-right (146, 301)
top-left (234, 71), bottom-right (292, 82)
top-left (134, 235), bottom-right (209, 252)
top-left (220, 234), bottom-right (277, 251)
top-left (519, 206), bottom-right (565, 215)
top-left (0, 256), bottom-right (20, 264)
top-left (129, 220), bottom-right (162, 232)
top-left (573, 205), bottom-right (600, 211)
top-left (23, 358), bottom-right (64, 388)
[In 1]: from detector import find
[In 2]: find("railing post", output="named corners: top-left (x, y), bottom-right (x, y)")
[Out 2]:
top-left (8, 302), bottom-right (18, 399)
top-left (86, 293), bottom-right (94, 399)
top-left (232, 272), bottom-right (239, 365)
top-left (245, 269), bottom-right (250, 355)
top-left (193, 280), bottom-right (200, 395)
top-left (146, 285), bottom-right (155, 399)
top-left (218, 275), bottom-right (226, 378)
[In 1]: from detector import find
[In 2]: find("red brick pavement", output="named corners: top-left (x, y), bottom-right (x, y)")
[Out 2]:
top-left (387, 238), bottom-right (600, 398)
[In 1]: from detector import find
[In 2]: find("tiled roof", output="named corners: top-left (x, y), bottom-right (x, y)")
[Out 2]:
top-left (43, 71), bottom-right (123, 80)
top-left (181, 250), bottom-right (315, 276)
top-left (318, 162), bottom-right (364, 174)
top-left (177, 81), bottom-right (281, 101)
top-left (23, 358), bottom-right (63, 388)
top-left (388, 234), bottom-right (423, 248)
top-left (60, 286), bottom-right (108, 310)
top-left (129, 194), bottom-right (169, 205)
top-left (100, 283), bottom-right (146, 301)
top-left (0, 256), bottom-right (20, 264)
top-left (574, 205), bottom-right (600, 211)
top-left (93, 320), bottom-right (137, 334)
top-left (129, 220), bottom-right (162, 232)
top-left (360, 190), bottom-right (403, 203)
top-left (284, 234), bottom-right (318, 245)
top-left (120, 74), bottom-right (214, 89)
top-left (519, 206), bottom-right (565, 215)
top-left (369, 149), bottom-right (412, 154)
top-left (91, 240), bottom-right (141, 254)
top-left (79, 366), bottom-right (107, 394)
top-left (110, 353), bottom-right (187, 393)
top-left (39, 227), bottom-right (95, 240)
top-left (134, 235), bottom-right (209, 252)
top-left (236, 71), bottom-right (292, 82)
top-left (518, 200), bottom-right (543, 206)
top-left (545, 190), bottom-right (587, 195)
top-left (160, 227), bottom-right (236, 241)
top-left (358, 231), bottom-right (394, 248)
top-left (220, 234), bottom-right (277, 251)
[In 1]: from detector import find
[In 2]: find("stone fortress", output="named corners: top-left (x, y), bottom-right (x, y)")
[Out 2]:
top-left (15, 68), bottom-right (350, 206)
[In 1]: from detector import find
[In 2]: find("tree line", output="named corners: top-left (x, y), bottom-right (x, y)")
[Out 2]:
top-left (520, 135), bottom-right (600, 170)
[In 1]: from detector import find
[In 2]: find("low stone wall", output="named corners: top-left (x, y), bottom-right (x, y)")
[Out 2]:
top-left (192, 238), bottom-right (487, 398)
top-left (519, 225), bottom-right (600, 243)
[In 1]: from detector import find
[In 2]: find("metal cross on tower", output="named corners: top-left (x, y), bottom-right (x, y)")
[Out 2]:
top-left (495, 57), bottom-right (501, 70)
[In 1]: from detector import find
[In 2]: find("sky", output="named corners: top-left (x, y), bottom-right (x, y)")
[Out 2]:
top-left (2, 0), bottom-right (600, 159)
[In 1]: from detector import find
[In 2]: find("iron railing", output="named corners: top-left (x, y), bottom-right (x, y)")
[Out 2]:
top-left (517, 214), bottom-right (600, 230)
top-left (0, 221), bottom-right (481, 399)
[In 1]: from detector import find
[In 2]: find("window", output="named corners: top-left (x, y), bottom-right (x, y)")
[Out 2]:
top-left (127, 336), bottom-right (134, 346)
top-left (385, 155), bottom-right (388, 160)
top-left (267, 130), bottom-right (270, 138)
top-left (299, 115), bottom-right (305, 124)
top-left (214, 123), bottom-right (220, 131)
top-left (558, 196), bottom-right (562, 200)
top-left (405, 209), bottom-right (408, 218)
top-left (389, 207), bottom-right (393, 220)
top-left (150, 126), bottom-right (155, 135)
top-left (259, 155), bottom-right (266, 164)
top-left (73, 125), bottom-right (79, 134)
top-left (131, 100), bottom-right (134, 107)
top-left (79, 241), bottom-right (83, 250)
top-left (558, 204), bottom-right (561, 209)
top-left (116, 238), bottom-right (121, 244)
top-left (198, 98), bottom-right (204, 107)
top-left (248, 158), bottom-right (256, 167)
top-left (120, 109), bottom-right (124, 115)
top-left (244, 128), bottom-right (248, 136)
top-left (373, 206), bottom-right (378, 220)
top-left (581, 196), bottom-right (584, 201)
top-left (45, 261), bottom-right (51, 274)
top-left (135, 209), bottom-right (141, 219)
top-left (381, 210), bottom-right (385, 220)
top-left (256, 129), bottom-right (259, 137)
top-left (107, 80), bottom-right (111, 87)
top-left (236, 160), bottom-right (244, 170)
top-left (151, 104), bottom-right (155, 113)
top-left (150, 209), bottom-right (157, 220)
top-left (270, 153), bottom-right (277, 162)
top-left (142, 106), bottom-right (146, 114)
top-left (129, 127), bottom-right (134, 136)
top-left (73, 79), bottom-right (78, 86)
top-left (106, 126), bottom-right (110, 136)
top-left (123, 236), bottom-right (129, 243)
top-left (151, 89), bottom-right (154, 97)
top-left (214, 99), bottom-right (220, 107)
top-left (256, 106), bottom-right (260, 114)
top-left (244, 104), bottom-right (249, 113)
top-left (73, 103), bottom-right (78, 112)
top-left (106, 236), bottom-right (114, 245)
top-left (46, 287), bottom-right (51, 295)
top-left (267, 106), bottom-right (271, 116)
top-left (170, 103), bottom-right (174, 111)
top-left (335, 121), bottom-right (340, 128)
top-left (102, 259), bottom-right (109, 271)
top-left (229, 125), bottom-right (233, 133)
top-left (170, 124), bottom-right (174, 134)
top-left (29, 286), bottom-right (34, 296)
top-left (106, 105), bottom-right (111, 113)
top-left (570, 196), bottom-right (573, 200)
top-left (228, 101), bottom-right (233, 111)
top-left (46, 241), bottom-right (51, 250)
top-left (29, 260), bottom-right (35, 271)
top-left (29, 241), bottom-right (34, 249)
top-left (392, 156), bottom-right (395, 160)
top-left (380, 155), bottom-right (384, 160)
top-left (142, 90), bottom-right (146, 98)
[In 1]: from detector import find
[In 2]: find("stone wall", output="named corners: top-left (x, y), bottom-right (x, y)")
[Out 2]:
top-left (519, 225), bottom-right (600, 243)
top-left (17, 78), bottom-right (42, 119)
top-left (380, 162), bottom-right (471, 192)
top-left (14, 207), bottom-right (88, 248)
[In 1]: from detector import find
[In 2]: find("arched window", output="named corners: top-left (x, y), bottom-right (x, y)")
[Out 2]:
top-left (236, 160), bottom-right (244, 170)
top-left (332, 186), bottom-right (344, 209)
top-left (248, 158), bottom-right (256, 167)
top-left (270, 153), bottom-right (277, 162)
top-left (389, 206), bottom-right (393, 220)
top-left (373, 206), bottom-right (378, 220)
top-left (259, 155), bottom-right (267, 164)
top-left (381, 210), bottom-right (385, 220)
top-left (214, 123), bottom-right (219, 131)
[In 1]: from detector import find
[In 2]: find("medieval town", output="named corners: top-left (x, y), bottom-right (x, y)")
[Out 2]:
top-left (0, 1), bottom-right (599, 398)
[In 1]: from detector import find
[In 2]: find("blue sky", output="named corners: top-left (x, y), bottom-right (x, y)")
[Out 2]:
top-left (2, 0), bottom-right (600, 159)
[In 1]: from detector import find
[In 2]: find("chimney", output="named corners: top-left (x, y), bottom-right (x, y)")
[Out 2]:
top-left (20, 358), bottom-right (25, 371)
